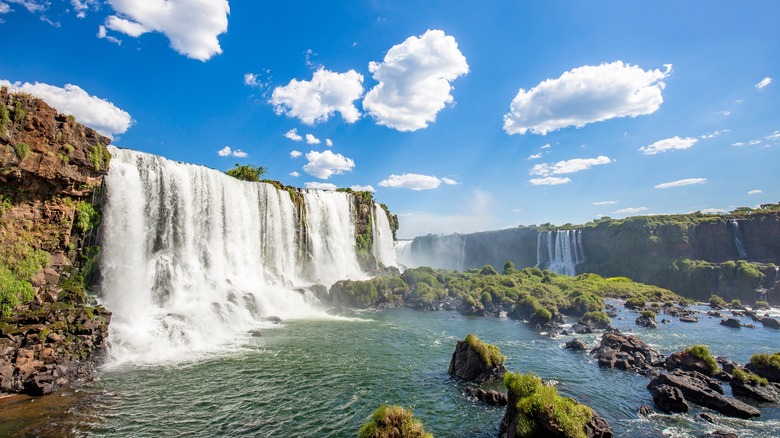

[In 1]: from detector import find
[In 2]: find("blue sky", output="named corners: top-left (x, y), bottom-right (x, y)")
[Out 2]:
top-left (1, 1), bottom-right (778, 239)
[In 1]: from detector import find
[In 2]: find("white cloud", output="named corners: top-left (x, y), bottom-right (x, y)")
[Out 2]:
top-left (325, 138), bottom-right (333, 147)
top-left (289, 171), bottom-right (300, 177)
top-left (441, 177), bottom-right (459, 185)
top-left (304, 182), bottom-right (337, 191)
top-left (379, 173), bottom-right (442, 190)
top-left (5, 0), bottom-right (46, 13)
top-left (271, 67), bottom-right (364, 125)
top-left (244, 73), bottom-right (259, 87)
top-left (0, 80), bottom-right (132, 137)
top-left (530, 156), bottom-right (612, 176)
top-left (104, 0), bottom-right (229, 61)
top-left (284, 128), bottom-right (303, 142)
top-left (614, 206), bottom-right (649, 214)
top-left (700, 129), bottom-right (729, 139)
top-left (503, 61), bottom-right (672, 135)
top-left (97, 25), bottom-right (122, 45)
top-left (747, 189), bottom-right (762, 195)
top-left (749, 139), bottom-right (762, 145)
top-left (639, 136), bottom-right (698, 155)
top-left (350, 185), bottom-right (375, 192)
top-left (766, 131), bottom-right (780, 140)
top-left (593, 200), bottom-right (618, 205)
top-left (654, 178), bottom-right (707, 189)
top-left (716, 110), bottom-right (731, 116)
top-left (303, 150), bottom-right (355, 179)
top-left (289, 150), bottom-right (302, 158)
top-left (0, 3), bottom-right (10, 14)
top-left (540, 143), bottom-right (551, 149)
top-left (529, 177), bottom-right (571, 185)
top-left (527, 153), bottom-right (542, 160)
top-left (756, 77), bottom-right (773, 90)
top-left (732, 142), bottom-right (745, 147)
top-left (305, 133), bottom-right (321, 145)
top-left (363, 29), bottom-right (469, 132)
top-left (71, 1), bottom-right (98, 18)
top-left (700, 208), bottom-right (724, 214)
top-left (217, 146), bottom-right (247, 158)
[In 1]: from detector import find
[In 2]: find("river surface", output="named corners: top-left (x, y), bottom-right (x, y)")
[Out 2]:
top-left (1, 303), bottom-right (779, 437)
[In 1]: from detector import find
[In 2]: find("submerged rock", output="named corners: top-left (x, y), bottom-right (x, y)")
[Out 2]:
top-left (466, 386), bottom-right (508, 406)
top-left (647, 371), bottom-right (760, 419)
top-left (760, 317), bottom-right (780, 329)
top-left (565, 338), bottom-right (589, 351)
top-left (720, 318), bottom-right (741, 328)
top-left (680, 316), bottom-right (699, 323)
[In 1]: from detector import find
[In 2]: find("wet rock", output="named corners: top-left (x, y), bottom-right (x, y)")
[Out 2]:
top-left (665, 351), bottom-right (716, 376)
top-left (760, 317), bottom-right (780, 329)
top-left (699, 413), bottom-right (717, 423)
top-left (590, 332), bottom-right (664, 375)
top-left (448, 338), bottom-right (506, 383)
top-left (466, 387), bottom-right (508, 406)
top-left (565, 338), bottom-right (589, 351)
top-left (716, 357), bottom-right (738, 376)
top-left (730, 376), bottom-right (780, 403)
top-left (262, 316), bottom-right (282, 324)
top-left (248, 330), bottom-right (262, 337)
top-left (647, 371), bottom-right (760, 419)
top-left (680, 316), bottom-right (699, 323)
top-left (720, 318), bottom-right (741, 328)
top-left (571, 323), bottom-right (593, 334)
top-left (638, 405), bottom-right (653, 416)
top-left (648, 384), bottom-right (689, 413)
top-left (636, 314), bottom-right (657, 328)
top-left (706, 431), bottom-right (738, 438)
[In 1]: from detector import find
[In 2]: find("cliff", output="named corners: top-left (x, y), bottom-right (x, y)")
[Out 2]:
top-left (0, 87), bottom-right (111, 396)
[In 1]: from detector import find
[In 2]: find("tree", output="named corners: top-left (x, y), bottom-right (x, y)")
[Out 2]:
top-left (225, 164), bottom-right (267, 182)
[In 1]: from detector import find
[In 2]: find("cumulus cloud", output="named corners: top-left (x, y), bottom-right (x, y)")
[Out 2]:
top-left (654, 178), bottom-right (707, 189)
top-left (289, 171), bottom-right (300, 177)
top-left (304, 182), bottom-right (337, 191)
top-left (614, 207), bottom-right (648, 214)
top-left (441, 177), bottom-right (459, 185)
top-left (756, 77), bottom-right (773, 90)
top-left (363, 29), bottom-right (469, 132)
top-left (217, 146), bottom-right (247, 158)
top-left (530, 156), bottom-right (612, 176)
top-left (284, 128), bottom-right (303, 141)
top-left (0, 3), bottom-right (9, 14)
top-left (97, 25), bottom-right (122, 45)
top-left (528, 177), bottom-right (571, 186)
top-left (639, 136), bottom-right (698, 155)
top-left (244, 73), bottom-right (260, 87)
top-left (305, 133), bottom-right (321, 145)
top-left (289, 150), bottom-right (302, 158)
top-left (303, 150), bottom-right (355, 179)
top-left (5, 0), bottom-right (46, 13)
top-left (593, 200), bottom-right (618, 205)
top-left (503, 61), bottom-right (672, 135)
top-left (271, 67), bottom-right (364, 125)
top-left (71, 0), bottom-right (99, 18)
top-left (0, 80), bottom-right (132, 137)
top-left (527, 153), bottom-right (542, 160)
top-left (379, 173), bottom-right (442, 190)
top-left (104, 0), bottom-right (229, 61)
top-left (350, 185), bottom-right (375, 192)
top-left (325, 138), bottom-right (333, 147)
top-left (766, 131), bottom-right (780, 140)
top-left (747, 189), bottom-right (762, 195)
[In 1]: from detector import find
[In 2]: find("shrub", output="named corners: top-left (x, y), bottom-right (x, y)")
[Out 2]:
top-left (733, 368), bottom-right (768, 386)
top-left (464, 333), bottom-right (505, 367)
top-left (685, 345), bottom-right (720, 375)
top-left (709, 295), bottom-right (726, 308)
top-left (581, 311), bottom-right (611, 328)
top-left (480, 265), bottom-right (499, 276)
top-left (641, 310), bottom-right (656, 319)
top-left (504, 371), bottom-right (592, 438)
top-left (503, 261), bottom-right (516, 275)
top-left (359, 405), bottom-right (432, 438)
top-left (754, 300), bottom-right (770, 310)
top-left (0, 103), bottom-right (9, 132)
top-left (225, 163), bottom-right (267, 182)
top-left (730, 299), bottom-right (742, 308)
top-left (749, 352), bottom-right (780, 371)
top-left (532, 307), bottom-right (552, 323)
top-left (89, 144), bottom-right (111, 170)
top-left (0, 244), bottom-right (49, 317)
top-left (75, 201), bottom-right (100, 232)
top-left (14, 142), bottom-right (30, 160)
top-left (13, 100), bottom-right (25, 123)
top-left (625, 297), bottom-right (645, 309)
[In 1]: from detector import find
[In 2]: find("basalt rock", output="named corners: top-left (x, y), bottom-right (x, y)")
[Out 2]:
top-left (648, 383), bottom-right (689, 413)
top-left (448, 339), bottom-right (506, 383)
top-left (565, 338), bottom-right (589, 351)
top-left (590, 332), bottom-right (664, 376)
top-left (647, 371), bottom-right (760, 419)
top-left (665, 351), bottom-right (716, 376)
top-left (636, 314), bottom-right (657, 328)
top-left (465, 386), bottom-right (508, 406)
top-left (730, 376), bottom-right (780, 403)
top-left (680, 316), bottom-right (699, 323)
top-left (760, 317), bottom-right (780, 329)
top-left (720, 318), bottom-right (741, 328)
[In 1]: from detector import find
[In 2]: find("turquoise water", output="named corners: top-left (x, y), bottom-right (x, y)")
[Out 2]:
top-left (2, 304), bottom-right (779, 437)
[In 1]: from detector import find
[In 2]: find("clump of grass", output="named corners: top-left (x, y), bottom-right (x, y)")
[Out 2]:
top-left (754, 301), bottom-right (770, 310)
top-left (89, 144), bottom-right (111, 170)
top-left (13, 100), bottom-right (26, 123)
top-left (641, 309), bottom-right (656, 319)
top-left (358, 405), bottom-right (432, 438)
top-left (62, 143), bottom-right (75, 154)
top-left (0, 103), bottom-right (9, 133)
top-left (749, 352), bottom-right (780, 371)
top-left (581, 311), bottom-right (611, 328)
top-left (625, 297), bottom-right (645, 309)
top-left (14, 142), bottom-right (30, 160)
top-left (733, 368), bottom-right (768, 386)
top-left (465, 333), bottom-right (505, 367)
top-left (685, 345), bottom-right (720, 375)
top-left (710, 294), bottom-right (726, 308)
top-left (504, 371), bottom-right (593, 438)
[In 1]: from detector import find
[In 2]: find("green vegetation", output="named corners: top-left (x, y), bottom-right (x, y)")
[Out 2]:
top-left (685, 345), bottom-right (720, 375)
top-left (0, 102), bottom-right (9, 133)
top-left (641, 309), bottom-right (656, 319)
top-left (504, 371), bottom-right (592, 438)
top-left (709, 295), bottom-right (726, 308)
top-left (67, 114), bottom-right (76, 123)
top-left (75, 201), bottom-right (100, 232)
top-left (754, 301), bottom-right (770, 310)
top-left (581, 311), bottom-right (611, 328)
top-left (89, 144), bottom-right (111, 170)
top-left (0, 195), bottom-right (12, 215)
top-left (13, 100), bottom-right (26, 124)
top-left (0, 243), bottom-right (50, 316)
top-left (225, 163), bottom-right (267, 182)
top-left (730, 299), bottom-right (742, 308)
top-left (733, 368), bottom-right (768, 386)
top-left (464, 333), bottom-right (505, 367)
top-left (14, 142), bottom-right (30, 160)
top-left (624, 297), bottom-right (645, 309)
top-left (58, 153), bottom-right (69, 163)
top-left (749, 352), bottom-right (780, 371)
top-left (63, 143), bottom-right (75, 154)
top-left (359, 405), bottom-right (432, 438)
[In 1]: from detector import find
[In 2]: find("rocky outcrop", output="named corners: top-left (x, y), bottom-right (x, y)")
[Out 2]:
top-left (635, 313), bottom-right (657, 328)
top-left (465, 386), bottom-right (508, 406)
top-left (565, 338), bottom-right (589, 351)
top-left (647, 371), bottom-right (760, 419)
top-left (648, 384), bottom-right (689, 413)
top-left (730, 376), bottom-right (780, 403)
top-left (448, 335), bottom-right (506, 383)
top-left (760, 317), bottom-right (780, 329)
top-left (720, 318), bottom-right (742, 328)
top-left (0, 89), bottom-right (112, 396)
top-left (665, 351), bottom-right (717, 376)
top-left (590, 333), bottom-right (663, 375)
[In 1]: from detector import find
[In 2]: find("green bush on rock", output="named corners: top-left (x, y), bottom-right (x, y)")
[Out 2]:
top-left (733, 368), bottom-right (768, 386)
top-left (685, 345), bottom-right (720, 375)
top-left (465, 333), bottom-right (505, 367)
top-left (581, 311), bottom-right (611, 328)
top-left (225, 163), bottom-right (267, 182)
top-left (359, 405), bottom-right (432, 438)
top-left (0, 243), bottom-right (50, 316)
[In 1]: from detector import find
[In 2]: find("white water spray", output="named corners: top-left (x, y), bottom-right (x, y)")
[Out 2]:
top-left (99, 148), bottom-right (393, 364)
top-left (536, 230), bottom-right (584, 276)
top-left (730, 220), bottom-right (749, 260)
top-left (372, 203), bottom-right (398, 269)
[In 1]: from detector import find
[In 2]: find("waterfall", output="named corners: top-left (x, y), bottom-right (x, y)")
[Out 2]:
top-left (730, 220), bottom-right (749, 260)
top-left (99, 147), bottom-right (390, 364)
top-left (372, 203), bottom-right (398, 269)
top-left (394, 240), bottom-right (413, 270)
top-left (535, 230), bottom-right (584, 276)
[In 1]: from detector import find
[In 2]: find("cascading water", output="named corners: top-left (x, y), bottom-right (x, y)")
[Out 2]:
top-left (730, 220), bottom-right (749, 259)
top-left (372, 203), bottom-right (398, 269)
top-left (99, 147), bottom-right (391, 364)
top-left (535, 230), bottom-right (584, 276)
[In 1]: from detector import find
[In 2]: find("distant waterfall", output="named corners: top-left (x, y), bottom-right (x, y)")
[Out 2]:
top-left (372, 202), bottom-right (398, 269)
top-left (536, 230), bottom-right (584, 276)
top-left (99, 147), bottom-right (393, 364)
top-left (730, 220), bottom-right (749, 259)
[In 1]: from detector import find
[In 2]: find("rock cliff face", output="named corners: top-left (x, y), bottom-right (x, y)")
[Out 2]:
top-left (0, 88), bottom-right (111, 396)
